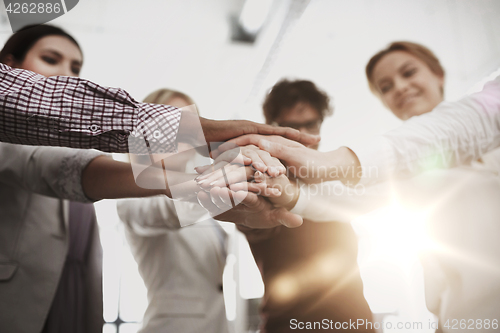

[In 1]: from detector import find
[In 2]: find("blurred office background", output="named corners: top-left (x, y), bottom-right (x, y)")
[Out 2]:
top-left (1, 0), bottom-right (499, 332)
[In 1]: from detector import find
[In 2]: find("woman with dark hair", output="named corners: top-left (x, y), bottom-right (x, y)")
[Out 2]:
top-left (0, 27), bottom-right (319, 155)
top-left (0, 24), bottom-right (82, 75)
top-left (0, 24), bottom-right (174, 333)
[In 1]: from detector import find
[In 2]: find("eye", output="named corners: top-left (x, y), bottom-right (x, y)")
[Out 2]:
top-left (41, 55), bottom-right (57, 65)
top-left (305, 120), bottom-right (321, 131)
top-left (71, 66), bottom-right (81, 76)
top-left (403, 68), bottom-right (417, 78)
top-left (380, 83), bottom-right (392, 94)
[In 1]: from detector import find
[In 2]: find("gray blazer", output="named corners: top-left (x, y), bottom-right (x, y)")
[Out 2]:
top-left (0, 142), bottom-right (103, 333)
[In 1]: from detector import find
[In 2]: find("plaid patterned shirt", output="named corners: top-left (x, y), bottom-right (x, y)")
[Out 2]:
top-left (0, 63), bottom-right (182, 153)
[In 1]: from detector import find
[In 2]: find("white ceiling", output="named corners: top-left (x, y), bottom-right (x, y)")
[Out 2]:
top-left (1, 0), bottom-right (499, 151)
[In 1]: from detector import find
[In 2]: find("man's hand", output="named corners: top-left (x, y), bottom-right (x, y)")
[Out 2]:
top-left (177, 111), bottom-right (320, 147)
top-left (197, 188), bottom-right (303, 229)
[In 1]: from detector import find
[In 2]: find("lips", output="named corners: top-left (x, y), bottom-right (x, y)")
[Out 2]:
top-left (397, 92), bottom-right (421, 109)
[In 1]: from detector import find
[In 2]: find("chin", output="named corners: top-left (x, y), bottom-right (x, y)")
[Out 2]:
top-left (400, 106), bottom-right (432, 120)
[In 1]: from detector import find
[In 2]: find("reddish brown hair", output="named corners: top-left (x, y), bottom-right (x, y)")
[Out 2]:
top-left (366, 41), bottom-right (445, 94)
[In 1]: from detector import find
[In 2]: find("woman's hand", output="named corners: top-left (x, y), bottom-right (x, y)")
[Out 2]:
top-left (195, 145), bottom-right (286, 177)
top-left (253, 171), bottom-right (300, 210)
top-left (196, 164), bottom-right (282, 197)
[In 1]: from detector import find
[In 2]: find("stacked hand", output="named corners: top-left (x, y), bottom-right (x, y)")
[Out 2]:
top-left (193, 144), bottom-right (302, 229)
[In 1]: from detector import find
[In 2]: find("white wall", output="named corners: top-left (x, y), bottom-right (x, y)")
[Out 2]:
top-left (2, 0), bottom-right (499, 150)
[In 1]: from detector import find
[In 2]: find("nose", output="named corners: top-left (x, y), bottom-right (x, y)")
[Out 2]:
top-left (393, 77), bottom-right (409, 95)
top-left (60, 63), bottom-right (76, 77)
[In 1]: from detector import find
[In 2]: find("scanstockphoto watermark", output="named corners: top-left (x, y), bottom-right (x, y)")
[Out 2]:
top-left (290, 319), bottom-right (431, 330)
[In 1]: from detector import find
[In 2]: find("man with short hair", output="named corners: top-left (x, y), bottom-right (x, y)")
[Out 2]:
top-left (239, 79), bottom-right (374, 333)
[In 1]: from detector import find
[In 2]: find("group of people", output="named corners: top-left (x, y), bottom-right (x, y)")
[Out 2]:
top-left (0, 22), bottom-right (499, 333)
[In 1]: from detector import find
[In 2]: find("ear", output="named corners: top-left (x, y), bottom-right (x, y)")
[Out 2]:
top-left (438, 74), bottom-right (445, 86)
top-left (438, 74), bottom-right (445, 96)
top-left (3, 54), bottom-right (18, 68)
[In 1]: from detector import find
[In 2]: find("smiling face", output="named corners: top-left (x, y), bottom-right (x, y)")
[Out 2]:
top-left (371, 51), bottom-right (444, 120)
top-left (13, 35), bottom-right (82, 77)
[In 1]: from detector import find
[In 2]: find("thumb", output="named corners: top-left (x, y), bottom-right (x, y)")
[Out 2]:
top-left (272, 207), bottom-right (303, 228)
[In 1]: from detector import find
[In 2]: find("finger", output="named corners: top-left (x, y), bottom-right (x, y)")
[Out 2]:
top-left (221, 148), bottom-right (252, 165)
top-left (232, 189), bottom-right (257, 206)
top-left (225, 134), bottom-right (306, 150)
top-left (248, 124), bottom-right (320, 146)
top-left (256, 151), bottom-right (285, 177)
top-left (196, 160), bottom-right (228, 179)
top-left (279, 127), bottom-right (320, 146)
top-left (221, 165), bottom-right (255, 187)
top-left (196, 160), bottom-right (232, 183)
top-left (210, 165), bottom-right (253, 188)
top-left (214, 187), bottom-right (235, 206)
top-left (253, 170), bottom-right (266, 183)
top-left (230, 191), bottom-right (302, 228)
top-left (209, 147), bottom-right (251, 166)
top-left (271, 207), bottom-right (303, 228)
top-left (194, 164), bottom-right (212, 174)
top-left (201, 165), bottom-right (253, 188)
top-left (197, 191), bottom-right (222, 216)
top-left (209, 187), bottom-right (233, 210)
top-left (258, 139), bottom-right (293, 162)
top-left (241, 148), bottom-right (267, 173)
top-left (197, 163), bottom-right (236, 185)
top-left (229, 182), bottom-right (281, 197)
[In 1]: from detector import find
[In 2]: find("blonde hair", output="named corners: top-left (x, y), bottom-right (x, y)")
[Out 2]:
top-left (143, 88), bottom-right (197, 113)
top-left (366, 41), bottom-right (445, 94)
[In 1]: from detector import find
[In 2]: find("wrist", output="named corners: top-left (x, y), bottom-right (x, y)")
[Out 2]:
top-left (328, 147), bottom-right (361, 185)
top-left (178, 111), bottom-right (207, 147)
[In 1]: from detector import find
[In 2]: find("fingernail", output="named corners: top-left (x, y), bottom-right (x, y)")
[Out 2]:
top-left (197, 179), bottom-right (207, 185)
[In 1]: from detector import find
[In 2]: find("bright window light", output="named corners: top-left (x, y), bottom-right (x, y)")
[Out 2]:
top-left (239, 0), bottom-right (273, 34)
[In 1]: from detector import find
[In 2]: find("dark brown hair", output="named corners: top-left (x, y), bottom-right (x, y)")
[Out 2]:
top-left (366, 41), bottom-right (444, 94)
top-left (0, 24), bottom-right (81, 64)
top-left (263, 79), bottom-right (333, 124)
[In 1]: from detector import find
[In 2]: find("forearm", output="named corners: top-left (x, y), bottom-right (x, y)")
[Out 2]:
top-left (290, 181), bottom-right (392, 223)
top-left (82, 156), bottom-right (169, 200)
top-left (323, 147), bottom-right (362, 184)
top-left (348, 76), bottom-right (500, 185)
top-left (0, 143), bottom-right (104, 201)
top-left (0, 63), bottom-right (181, 153)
